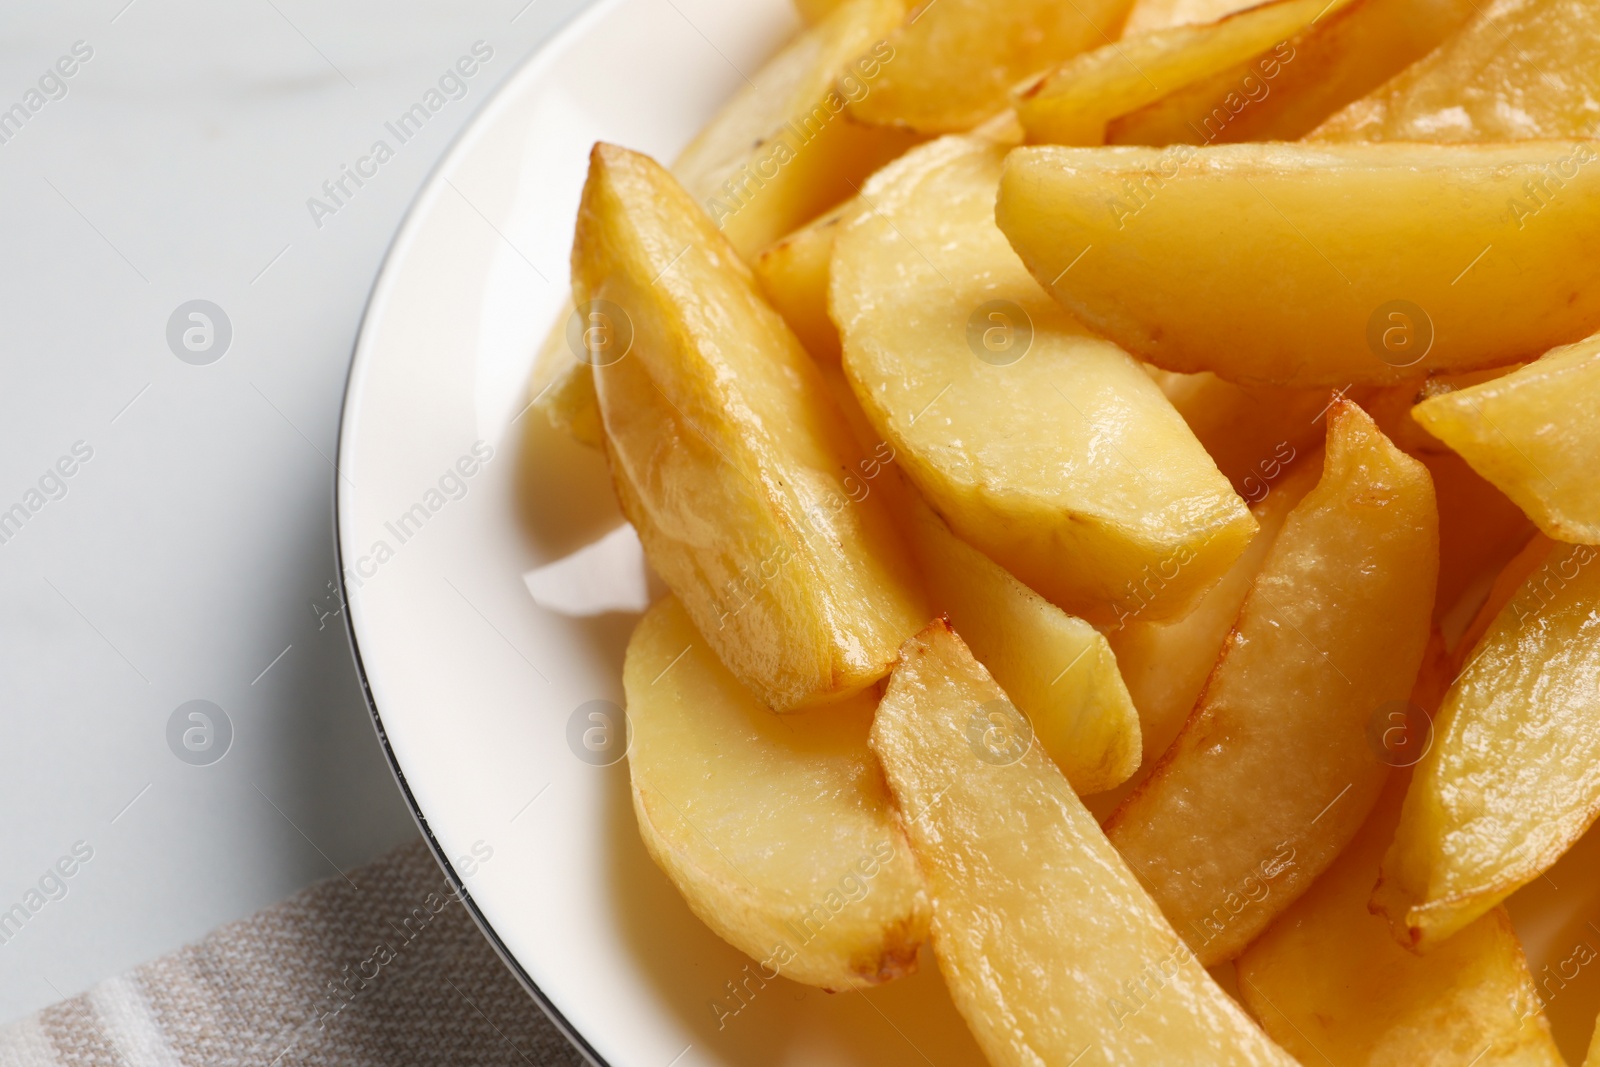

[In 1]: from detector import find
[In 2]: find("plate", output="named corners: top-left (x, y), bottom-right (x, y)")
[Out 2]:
top-left (335, 1), bottom-right (988, 1064)
top-left (337, 0), bottom-right (1600, 1063)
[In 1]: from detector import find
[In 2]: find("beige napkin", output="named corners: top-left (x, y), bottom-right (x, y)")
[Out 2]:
top-left (0, 840), bottom-right (585, 1066)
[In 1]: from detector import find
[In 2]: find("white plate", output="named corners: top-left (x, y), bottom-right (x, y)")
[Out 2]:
top-left (335, 1), bottom-right (990, 1064)
top-left (337, 0), bottom-right (1600, 1062)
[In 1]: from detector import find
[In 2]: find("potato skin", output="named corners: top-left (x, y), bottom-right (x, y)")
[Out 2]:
top-left (576, 143), bottom-right (926, 711)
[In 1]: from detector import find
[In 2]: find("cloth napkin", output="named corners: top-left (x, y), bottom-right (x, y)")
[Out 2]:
top-left (0, 840), bottom-right (585, 1067)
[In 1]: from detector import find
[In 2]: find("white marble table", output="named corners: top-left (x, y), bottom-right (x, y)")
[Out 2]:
top-left (0, 0), bottom-right (591, 1021)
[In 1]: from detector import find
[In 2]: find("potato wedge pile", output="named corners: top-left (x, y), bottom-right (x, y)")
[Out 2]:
top-left (530, 0), bottom-right (1600, 1059)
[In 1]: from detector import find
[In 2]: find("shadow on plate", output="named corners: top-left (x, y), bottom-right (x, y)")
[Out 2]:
top-left (512, 389), bottom-right (620, 560)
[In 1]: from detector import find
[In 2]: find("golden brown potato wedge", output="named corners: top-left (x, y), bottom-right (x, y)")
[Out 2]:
top-left (1315, 0), bottom-right (1600, 141)
top-left (1107, 0), bottom-right (1475, 145)
top-left (531, 298), bottom-right (603, 449)
top-left (834, 135), bottom-right (1255, 626)
top-left (626, 596), bottom-right (929, 990)
top-left (1414, 333), bottom-right (1600, 545)
top-left (846, 0), bottom-right (1135, 134)
top-left (672, 0), bottom-right (916, 259)
top-left (1153, 370), bottom-right (1348, 498)
top-left (1362, 374), bottom-right (1538, 636)
top-left (1341, 385), bottom-right (1539, 616)
top-left (811, 352), bottom-right (1141, 795)
top-left (1014, 0), bottom-right (1340, 146)
top-left (903, 487), bottom-right (1142, 795)
top-left (997, 141), bottom-right (1600, 388)
top-left (1375, 537), bottom-right (1600, 952)
top-left (1452, 533), bottom-right (1552, 674)
top-left (1123, 0), bottom-right (1268, 33)
top-left (1104, 450), bottom-right (1319, 797)
top-left (1427, 454), bottom-right (1537, 639)
top-left (537, 363), bottom-right (602, 450)
top-left (1237, 774), bottom-right (1565, 1067)
top-left (871, 620), bottom-right (1298, 1066)
top-left (575, 143), bottom-right (926, 710)
top-left (750, 112), bottom-right (1023, 365)
top-left (752, 199), bottom-right (863, 364)
top-left (794, 0), bottom-right (851, 24)
top-left (1107, 402), bottom-right (1438, 964)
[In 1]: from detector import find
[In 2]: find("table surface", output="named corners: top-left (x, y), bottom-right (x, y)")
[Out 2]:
top-left (0, 0), bottom-right (591, 1021)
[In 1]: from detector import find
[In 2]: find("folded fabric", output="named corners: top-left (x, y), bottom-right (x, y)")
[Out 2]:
top-left (0, 840), bottom-right (584, 1066)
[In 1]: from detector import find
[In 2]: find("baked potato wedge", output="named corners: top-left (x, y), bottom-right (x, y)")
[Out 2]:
top-left (871, 620), bottom-right (1297, 1066)
top-left (1237, 774), bottom-right (1564, 1067)
top-left (626, 596), bottom-right (929, 990)
top-left (1123, 0), bottom-right (1273, 33)
top-left (1107, 402), bottom-right (1438, 964)
top-left (1315, 0), bottom-right (1600, 141)
top-left (531, 298), bottom-right (603, 449)
top-left (1153, 370), bottom-right (1347, 498)
top-left (751, 113), bottom-right (1023, 364)
top-left (1375, 537), bottom-right (1600, 952)
top-left (903, 487), bottom-right (1142, 795)
top-left (997, 141), bottom-right (1600, 387)
top-left (752, 199), bottom-right (863, 364)
top-left (846, 0), bottom-right (1135, 134)
top-left (575, 143), bottom-right (926, 710)
top-left (1108, 0), bottom-right (1475, 145)
top-left (672, 0), bottom-right (916, 259)
top-left (1014, 0), bottom-right (1340, 146)
top-left (794, 0), bottom-right (851, 24)
top-left (1451, 533), bottom-right (1551, 674)
top-left (1362, 375), bottom-right (1539, 634)
top-left (811, 351), bottom-right (1141, 795)
top-left (1414, 332), bottom-right (1600, 545)
top-left (536, 363), bottom-right (602, 450)
top-left (1106, 449), bottom-right (1319, 787)
top-left (834, 135), bottom-right (1255, 626)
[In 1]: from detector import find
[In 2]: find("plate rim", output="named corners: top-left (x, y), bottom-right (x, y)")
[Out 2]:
top-left (330, 2), bottom-right (629, 1062)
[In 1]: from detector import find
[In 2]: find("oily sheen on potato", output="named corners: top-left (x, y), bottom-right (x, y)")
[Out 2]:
top-left (1414, 333), bottom-right (1600, 545)
top-left (671, 0), bottom-right (915, 259)
top-left (573, 143), bottom-right (926, 711)
top-left (1107, 402), bottom-right (1438, 965)
top-left (625, 596), bottom-right (929, 990)
top-left (1237, 775), bottom-right (1564, 1067)
top-left (996, 141), bottom-right (1600, 387)
top-left (870, 621), bottom-right (1298, 1067)
top-left (833, 135), bottom-right (1255, 626)
top-left (1375, 539), bottom-right (1600, 952)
